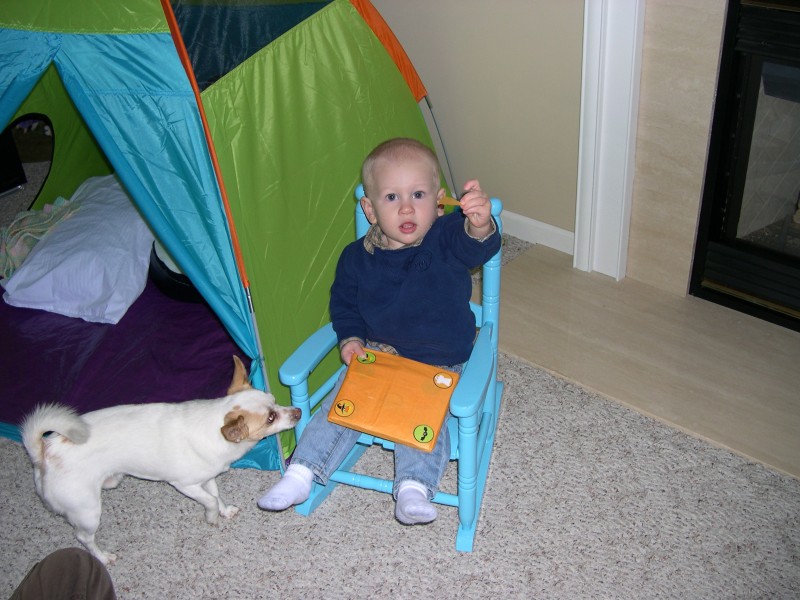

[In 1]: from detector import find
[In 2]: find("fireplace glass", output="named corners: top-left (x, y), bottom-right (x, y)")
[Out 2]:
top-left (691, 1), bottom-right (800, 332)
top-left (737, 61), bottom-right (800, 260)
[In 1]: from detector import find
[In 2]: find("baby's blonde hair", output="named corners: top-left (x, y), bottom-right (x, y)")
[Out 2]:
top-left (361, 138), bottom-right (441, 198)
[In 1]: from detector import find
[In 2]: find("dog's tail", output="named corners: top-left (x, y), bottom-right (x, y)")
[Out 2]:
top-left (21, 404), bottom-right (90, 466)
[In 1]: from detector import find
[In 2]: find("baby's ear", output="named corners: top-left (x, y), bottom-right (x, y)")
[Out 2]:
top-left (436, 188), bottom-right (446, 216)
top-left (360, 196), bottom-right (376, 224)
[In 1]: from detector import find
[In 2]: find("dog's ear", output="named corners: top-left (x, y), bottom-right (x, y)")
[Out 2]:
top-left (227, 355), bottom-right (252, 395)
top-left (221, 414), bottom-right (248, 443)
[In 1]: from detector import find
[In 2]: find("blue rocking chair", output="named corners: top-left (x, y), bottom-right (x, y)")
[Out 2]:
top-left (278, 185), bottom-right (503, 552)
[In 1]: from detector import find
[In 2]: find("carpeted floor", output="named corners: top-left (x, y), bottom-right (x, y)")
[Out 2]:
top-left (0, 162), bottom-right (50, 227)
top-left (1, 353), bottom-right (798, 599)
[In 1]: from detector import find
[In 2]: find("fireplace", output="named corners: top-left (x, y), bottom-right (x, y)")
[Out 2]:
top-left (691, 0), bottom-right (800, 332)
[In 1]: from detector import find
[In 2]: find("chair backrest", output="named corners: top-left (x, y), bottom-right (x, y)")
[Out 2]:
top-left (355, 184), bottom-right (370, 237)
top-left (353, 184), bottom-right (502, 332)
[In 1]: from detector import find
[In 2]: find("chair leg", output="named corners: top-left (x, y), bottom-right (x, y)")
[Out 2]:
top-left (455, 410), bottom-right (479, 551)
top-left (455, 380), bottom-right (504, 552)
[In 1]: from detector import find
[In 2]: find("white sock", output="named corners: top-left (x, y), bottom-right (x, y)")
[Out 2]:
top-left (395, 480), bottom-right (437, 525)
top-left (257, 463), bottom-right (313, 511)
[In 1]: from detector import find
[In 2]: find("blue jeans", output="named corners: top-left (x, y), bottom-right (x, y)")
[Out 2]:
top-left (290, 361), bottom-right (462, 500)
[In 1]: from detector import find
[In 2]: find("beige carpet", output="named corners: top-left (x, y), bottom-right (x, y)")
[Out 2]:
top-left (2, 353), bottom-right (799, 599)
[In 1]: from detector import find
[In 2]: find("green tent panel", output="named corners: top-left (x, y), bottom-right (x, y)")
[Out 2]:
top-left (203, 0), bottom-right (435, 452)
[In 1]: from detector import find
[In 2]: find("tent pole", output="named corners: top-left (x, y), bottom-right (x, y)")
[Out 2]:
top-left (244, 286), bottom-right (286, 471)
top-left (423, 96), bottom-right (458, 195)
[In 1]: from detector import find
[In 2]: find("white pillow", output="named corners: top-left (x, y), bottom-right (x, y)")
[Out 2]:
top-left (2, 175), bottom-right (154, 324)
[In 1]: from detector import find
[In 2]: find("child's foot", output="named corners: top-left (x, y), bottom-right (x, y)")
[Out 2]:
top-left (257, 464), bottom-right (313, 511)
top-left (395, 480), bottom-right (437, 525)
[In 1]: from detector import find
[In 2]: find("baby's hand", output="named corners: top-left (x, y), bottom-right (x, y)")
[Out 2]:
top-left (459, 179), bottom-right (493, 238)
top-left (340, 340), bottom-right (366, 366)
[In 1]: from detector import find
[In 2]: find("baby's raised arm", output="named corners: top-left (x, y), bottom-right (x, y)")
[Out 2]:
top-left (459, 179), bottom-right (493, 239)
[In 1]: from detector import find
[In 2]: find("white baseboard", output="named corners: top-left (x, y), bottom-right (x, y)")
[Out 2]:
top-left (502, 210), bottom-right (574, 255)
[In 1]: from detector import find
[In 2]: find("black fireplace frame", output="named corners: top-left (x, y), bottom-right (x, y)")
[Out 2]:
top-left (690, 0), bottom-right (800, 332)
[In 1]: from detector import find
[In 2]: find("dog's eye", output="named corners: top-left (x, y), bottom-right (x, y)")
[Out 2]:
top-left (267, 411), bottom-right (276, 423)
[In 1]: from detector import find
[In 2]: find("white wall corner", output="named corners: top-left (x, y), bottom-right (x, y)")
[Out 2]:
top-left (502, 210), bottom-right (575, 255)
top-left (574, 0), bottom-right (645, 280)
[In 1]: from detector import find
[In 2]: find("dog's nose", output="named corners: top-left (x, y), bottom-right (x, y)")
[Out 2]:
top-left (290, 408), bottom-right (301, 421)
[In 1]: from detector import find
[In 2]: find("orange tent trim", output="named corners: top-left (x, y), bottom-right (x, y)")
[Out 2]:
top-left (349, 0), bottom-right (428, 102)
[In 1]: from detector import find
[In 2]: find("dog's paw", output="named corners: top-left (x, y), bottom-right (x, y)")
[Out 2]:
top-left (220, 504), bottom-right (240, 519)
top-left (102, 474), bottom-right (125, 490)
top-left (79, 535), bottom-right (116, 566)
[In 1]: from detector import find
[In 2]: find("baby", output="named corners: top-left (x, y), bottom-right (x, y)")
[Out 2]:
top-left (259, 137), bottom-right (500, 524)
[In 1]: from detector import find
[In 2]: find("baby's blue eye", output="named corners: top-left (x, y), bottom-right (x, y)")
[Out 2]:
top-left (413, 191), bottom-right (425, 199)
top-left (386, 193), bottom-right (397, 201)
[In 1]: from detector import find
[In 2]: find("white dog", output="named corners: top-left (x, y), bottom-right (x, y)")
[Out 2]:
top-left (20, 356), bottom-right (300, 565)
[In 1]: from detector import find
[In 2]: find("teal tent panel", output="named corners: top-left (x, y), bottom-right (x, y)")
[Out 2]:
top-left (55, 34), bottom-right (251, 354)
top-left (0, 27), bottom-right (280, 469)
top-left (56, 32), bottom-right (281, 466)
top-left (0, 30), bottom-right (59, 128)
top-left (0, 29), bottom-right (253, 360)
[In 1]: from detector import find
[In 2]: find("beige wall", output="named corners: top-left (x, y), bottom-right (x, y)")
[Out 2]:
top-left (371, 0), bottom-right (584, 233)
top-left (627, 0), bottom-right (727, 294)
top-left (374, 0), bottom-right (730, 298)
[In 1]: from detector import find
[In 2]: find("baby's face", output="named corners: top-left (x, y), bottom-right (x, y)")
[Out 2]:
top-left (361, 157), bottom-right (444, 250)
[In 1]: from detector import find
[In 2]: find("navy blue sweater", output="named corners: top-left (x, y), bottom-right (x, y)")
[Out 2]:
top-left (330, 211), bottom-right (501, 366)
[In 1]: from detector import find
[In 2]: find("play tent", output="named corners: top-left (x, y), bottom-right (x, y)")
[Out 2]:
top-left (0, 0), bottom-right (436, 468)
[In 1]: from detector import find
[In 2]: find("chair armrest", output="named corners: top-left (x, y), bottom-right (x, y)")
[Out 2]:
top-left (449, 323), bottom-right (494, 418)
top-left (279, 322), bottom-right (338, 387)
